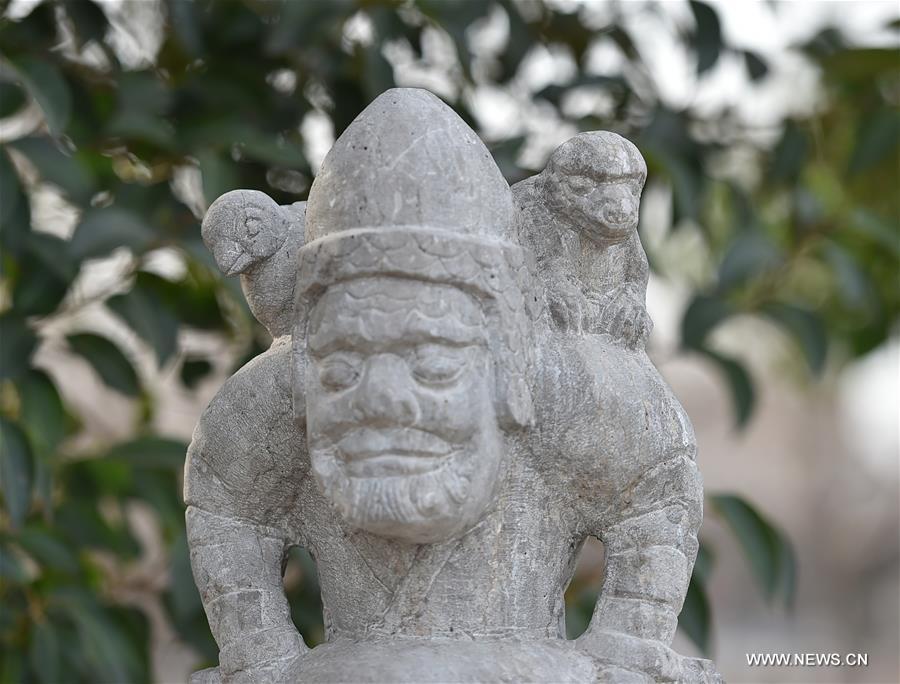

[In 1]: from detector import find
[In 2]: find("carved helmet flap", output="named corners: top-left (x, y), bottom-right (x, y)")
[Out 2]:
top-left (293, 88), bottom-right (537, 430)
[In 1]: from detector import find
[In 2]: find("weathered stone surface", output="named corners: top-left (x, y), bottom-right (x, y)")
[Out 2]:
top-left (187, 88), bottom-right (721, 683)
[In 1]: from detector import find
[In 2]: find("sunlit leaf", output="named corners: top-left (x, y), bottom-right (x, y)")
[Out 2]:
top-left (66, 333), bottom-right (141, 396)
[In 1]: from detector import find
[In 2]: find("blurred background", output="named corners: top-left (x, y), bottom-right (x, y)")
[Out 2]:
top-left (0, 1), bottom-right (898, 682)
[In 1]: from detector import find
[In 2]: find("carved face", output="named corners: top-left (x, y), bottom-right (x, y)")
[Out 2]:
top-left (305, 278), bottom-right (504, 543)
top-left (548, 170), bottom-right (643, 245)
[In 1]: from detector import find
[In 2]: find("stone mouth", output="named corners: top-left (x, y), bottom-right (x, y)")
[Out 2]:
top-left (337, 428), bottom-right (453, 477)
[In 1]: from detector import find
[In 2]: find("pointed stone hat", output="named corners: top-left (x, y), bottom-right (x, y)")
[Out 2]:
top-left (293, 88), bottom-right (537, 429)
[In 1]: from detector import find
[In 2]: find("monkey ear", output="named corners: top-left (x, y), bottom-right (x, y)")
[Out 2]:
top-left (495, 373), bottom-right (534, 430)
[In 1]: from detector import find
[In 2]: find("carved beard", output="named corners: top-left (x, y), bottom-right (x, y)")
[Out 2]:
top-left (308, 415), bottom-right (503, 544)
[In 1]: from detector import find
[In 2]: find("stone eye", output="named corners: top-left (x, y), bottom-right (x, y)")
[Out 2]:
top-left (411, 345), bottom-right (468, 385)
top-left (568, 176), bottom-right (593, 196)
top-left (318, 355), bottom-right (360, 391)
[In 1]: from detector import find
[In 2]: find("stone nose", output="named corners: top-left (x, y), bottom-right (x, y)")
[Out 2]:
top-left (350, 355), bottom-right (420, 426)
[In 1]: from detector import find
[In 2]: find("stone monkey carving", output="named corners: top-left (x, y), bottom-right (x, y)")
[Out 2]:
top-left (185, 88), bottom-right (720, 683)
top-left (513, 131), bottom-right (653, 348)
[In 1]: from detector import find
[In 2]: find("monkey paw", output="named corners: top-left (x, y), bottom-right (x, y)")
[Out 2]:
top-left (596, 286), bottom-right (652, 349)
top-left (548, 278), bottom-right (589, 334)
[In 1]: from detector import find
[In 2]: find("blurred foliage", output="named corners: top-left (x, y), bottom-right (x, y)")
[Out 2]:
top-left (0, 0), bottom-right (897, 679)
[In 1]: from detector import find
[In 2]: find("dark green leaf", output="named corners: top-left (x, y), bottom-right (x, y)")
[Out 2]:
top-left (64, 0), bottom-right (110, 47)
top-left (0, 417), bottom-right (33, 529)
top-left (679, 574), bottom-right (711, 655)
top-left (0, 313), bottom-right (37, 381)
top-left (847, 108), bottom-right (900, 176)
top-left (105, 436), bottom-right (188, 469)
top-left (30, 619), bottom-right (61, 684)
top-left (9, 136), bottom-right (95, 205)
top-left (693, 541), bottom-right (715, 584)
top-left (717, 232), bottom-right (782, 292)
top-left (54, 500), bottom-right (140, 556)
top-left (681, 294), bottom-right (731, 349)
top-left (66, 333), bottom-right (141, 396)
top-left (0, 542), bottom-right (28, 582)
top-left (743, 50), bottom-right (769, 81)
top-left (0, 149), bottom-right (30, 256)
top-left (711, 494), bottom-right (796, 606)
top-left (770, 122), bottom-right (808, 183)
top-left (108, 278), bottom-right (180, 364)
top-left (18, 527), bottom-right (80, 574)
top-left (699, 348), bottom-right (756, 427)
top-left (12, 233), bottom-right (75, 316)
top-left (10, 57), bottom-right (72, 135)
top-left (689, 1), bottom-right (722, 75)
top-left (0, 80), bottom-right (27, 117)
top-left (70, 207), bottom-right (155, 261)
top-left (180, 358), bottom-right (213, 388)
top-left (198, 149), bottom-right (239, 207)
top-left (763, 303), bottom-right (827, 375)
top-left (16, 369), bottom-right (65, 458)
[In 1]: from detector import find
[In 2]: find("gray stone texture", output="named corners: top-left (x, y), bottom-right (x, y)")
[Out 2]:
top-left (187, 88), bottom-right (721, 683)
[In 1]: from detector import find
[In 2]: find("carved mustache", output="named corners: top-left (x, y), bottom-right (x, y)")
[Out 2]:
top-left (336, 428), bottom-right (453, 462)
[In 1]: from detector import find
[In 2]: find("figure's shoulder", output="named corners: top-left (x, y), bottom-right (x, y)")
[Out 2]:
top-left (185, 339), bottom-right (310, 523)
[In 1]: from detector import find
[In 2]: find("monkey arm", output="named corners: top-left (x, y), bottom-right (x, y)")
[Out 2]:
top-left (186, 506), bottom-right (306, 682)
top-left (575, 452), bottom-right (703, 679)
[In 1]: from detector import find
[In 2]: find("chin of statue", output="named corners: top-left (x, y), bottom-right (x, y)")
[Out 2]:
top-left (309, 436), bottom-right (501, 544)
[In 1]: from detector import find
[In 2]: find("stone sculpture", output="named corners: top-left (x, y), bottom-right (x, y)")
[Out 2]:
top-left (186, 87), bottom-right (721, 683)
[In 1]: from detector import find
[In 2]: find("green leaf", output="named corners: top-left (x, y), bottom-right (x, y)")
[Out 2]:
top-left (66, 333), bottom-right (141, 396)
top-left (689, 1), bottom-right (722, 75)
top-left (54, 500), bottom-right (140, 556)
top-left (180, 358), bottom-right (213, 388)
top-left (0, 542), bottom-right (28, 583)
top-left (763, 303), bottom-right (827, 375)
top-left (106, 436), bottom-right (188, 470)
top-left (18, 527), bottom-right (80, 574)
top-left (711, 494), bottom-right (796, 606)
top-left (9, 136), bottom-right (95, 205)
top-left (30, 619), bottom-right (61, 684)
top-left (699, 348), bottom-right (756, 428)
top-left (847, 108), bottom-right (900, 176)
top-left (679, 574), bottom-right (711, 655)
top-left (107, 277), bottom-right (180, 364)
top-left (0, 313), bottom-right (37, 381)
top-left (693, 541), bottom-right (715, 584)
top-left (716, 232), bottom-right (782, 292)
top-left (70, 207), bottom-right (155, 261)
top-left (16, 369), bottom-right (65, 458)
top-left (10, 57), bottom-right (72, 135)
top-left (0, 418), bottom-right (33, 529)
top-left (743, 50), bottom-right (769, 81)
top-left (681, 294), bottom-right (731, 350)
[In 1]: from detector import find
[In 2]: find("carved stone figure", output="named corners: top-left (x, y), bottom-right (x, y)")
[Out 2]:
top-left (186, 88), bottom-right (721, 683)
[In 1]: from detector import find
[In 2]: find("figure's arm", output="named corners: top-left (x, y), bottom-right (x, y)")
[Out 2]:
top-left (576, 451), bottom-right (703, 680)
top-left (186, 505), bottom-right (307, 683)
